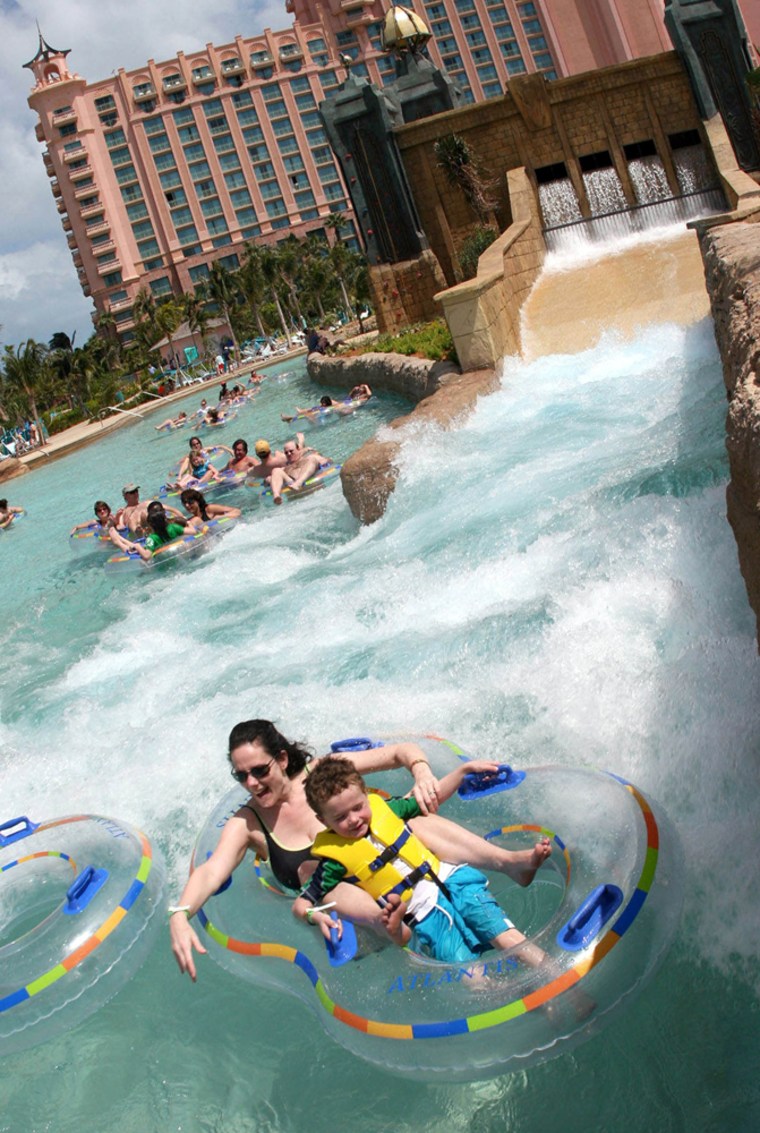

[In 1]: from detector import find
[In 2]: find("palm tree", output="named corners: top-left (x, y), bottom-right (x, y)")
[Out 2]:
top-left (1, 339), bottom-right (49, 444)
top-left (324, 211), bottom-right (348, 246)
top-left (206, 261), bottom-right (241, 358)
top-left (327, 238), bottom-right (356, 324)
top-left (258, 244), bottom-right (292, 347)
top-left (184, 293), bottom-right (210, 357)
top-left (48, 331), bottom-right (76, 408)
top-left (238, 245), bottom-right (269, 340)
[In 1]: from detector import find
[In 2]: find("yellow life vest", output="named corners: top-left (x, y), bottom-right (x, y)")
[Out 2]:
top-left (311, 794), bottom-right (441, 903)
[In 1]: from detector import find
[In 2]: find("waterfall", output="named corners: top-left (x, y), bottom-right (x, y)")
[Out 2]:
top-left (628, 155), bottom-right (671, 204)
top-left (673, 144), bottom-right (718, 194)
top-left (537, 179), bottom-right (582, 228)
top-left (581, 167), bottom-right (628, 215)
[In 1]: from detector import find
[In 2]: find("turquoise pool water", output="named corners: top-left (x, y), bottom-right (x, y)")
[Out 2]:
top-left (1, 329), bottom-right (758, 1132)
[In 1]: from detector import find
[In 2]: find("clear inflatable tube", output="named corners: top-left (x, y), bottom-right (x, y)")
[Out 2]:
top-left (191, 735), bottom-right (684, 1081)
top-left (103, 516), bottom-right (236, 573)
top-left (0, 812), bottom-right (166, 1056)
top-left (253, 463), bottom-right (341, 504)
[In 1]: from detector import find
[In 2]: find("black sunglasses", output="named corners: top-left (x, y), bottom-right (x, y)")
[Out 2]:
top-left (231, 756), bottom-right (275, 784)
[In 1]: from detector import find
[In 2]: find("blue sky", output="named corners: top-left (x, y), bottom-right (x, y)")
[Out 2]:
top-left (0, 0), bottom-right (283, 351)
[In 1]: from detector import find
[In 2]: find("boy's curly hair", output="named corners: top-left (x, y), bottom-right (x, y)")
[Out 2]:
top-left (304, 756), bottom-right (366, 817)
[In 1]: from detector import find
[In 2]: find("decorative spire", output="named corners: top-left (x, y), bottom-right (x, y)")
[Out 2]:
top-left (381, 5), bottom-right (432, 57)
top-left (23, 25), bottom-right (71, 71)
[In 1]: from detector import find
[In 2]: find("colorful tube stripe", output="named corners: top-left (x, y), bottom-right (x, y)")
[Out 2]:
top-left (197, 773), bottom-right (660, 1042)
top-left (0, 817), bottom-right (154, 1016)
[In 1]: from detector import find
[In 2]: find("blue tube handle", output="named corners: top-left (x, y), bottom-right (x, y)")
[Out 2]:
top-left (0, 816), bottom-right (39, 847)
top-left (556, 884), bottom-right (624, 952)
top-left (330, 737), bottom-right (385, 752)
top-left (64, 865), bottom-right (109, 914)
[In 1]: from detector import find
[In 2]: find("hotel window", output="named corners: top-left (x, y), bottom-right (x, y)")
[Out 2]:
top-left (305, 127), bottom-right (327, 145)
top-left (454, 0), bottom-right (476, 10)
top-left (96, 250), bottom-right (117, 266)
top-left (505, 57), bottom-right (527, 74)
top-left (290, 75), bottom-right (311, 93)
top-left (261, 83), bottom-right (281, 100)
top-left (432, 18), bottom-right (452, 34)
top-left (295, 92), bottom-right (316, 110)
top-left (99, 112), bottom-right (118, 127)
top-left (90, 232), bottom-right (111, 247)
top-left (320, 71), bottom-right (338, 93)
top-left (273, 119), bottom-right (294, 137)
top-left (109, 147), bottom-right (133, 168)
top-left (177, 224), bottom-right (199, 245)
top-left (232, 90), bottom-right (253, 107)
top-left (131, 219), bottom-right (155, 239)
top-left (218, 153), bottom-right (242, 171)
top-left (183, 143), bottom-right (206, 162)
top-left (108, 289), bottom-right (128, 302)
top-left (212, 134), bottom-right (235, 154)
top-left (200, 197), bottom-right (223, 217)
top-left (522, 18), bottom-right (542, 33)
top-left (159, 169), bottom-right (182, 188)
top-left (260, 180), bottom-right (282, 199)
top-left (295, 189), bottom-right (315, 209)
top-left (242, 125), bottom-right (265, 144)
top-left (528, 35), bottom-right (548, 51)
top-left (235, 206), bottom-right (257, 224)
top-left (237, 108), bottom-right (259, 126)
top-left (206, 216), bottom-right (229, 235)
top-left (241, 225), bottom-right (261, 239)
top-left (189, 264), bottom-right (210, 283)
top-left (283, 154), bottom-right (305, 172)
top-left (170, 206), bottom-right (193, 225)
top-left (195, 179), bottom-right (216, 198)
top-left (335, 30), bottom-right (356, 46)
top-left (438, 36), bottom-right (457, 54)
top-left (466, 30), bottom-right (487, 47)
top-left (178, 124), bottom-right (201, 143)
top-left (94, 95), bottom-right (115, 111)
top-left (265, 198), bottom-right (287, 217)
top-left (323, 184), bottom-right (344, 202)
top-left (153, 152), bottom-right (177, 172)
top-left (230, 188), bottom-right (251, 207)
top-left (207, 116), bottom-right (229, 135)
top-left (164, 188), bottom-right (187, 206)
top-left (534, 54), bottom-right (556, 74)
top-left (103, 270), bottom-right (122, 286)
top-left (142, 116), bottom-right (164, 135)
top-left (500, 41), bottom-right (521, 58)
top-left (278, 136), bottom-right (299, 155)
top-left (300, 111), bottom-right (321, 128)
top-left (247, 144), bottom-right (268, 163)
top-left (150, 276), bottom-right (172, 295)
top-left (268, 100), bottom-right (288, 118)
top-left (289, 172), bottom-right (309, 190)
top-left (460, 14), bottom-right (481, 29)
top-left (58, 123), bottom-right (77, 138)
top-left (104, 129), bottom-right (127, 148)
top-left (137, 238), bottom-right (160, 258)
top-left (148, 132), bottom-right (171, 153)
top-left (126, 201), bottom-right (149, 220)
top-left (115, 164), bottom-right (139, 184)
top-left (120, 185), bottom-right (143, 202)
top-left (478, 63), bottom-right (498, 81)
top-left (188, 159), bottom-right (211, 179)
top-left (224, 170), bottom-right (247, 188)
top-left (270, 217), bottom-right (290, 230)
top-left (317, 164), bottom-right (339, 184)
top-left (482, 81), bottom-right (503, 98)
top-left (311, 144), bottom-right (332, 164)
top-left (172, 108), bottom-right (194, 127)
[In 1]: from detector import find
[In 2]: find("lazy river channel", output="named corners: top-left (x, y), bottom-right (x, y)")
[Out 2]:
top-left (1, 229), bottom-right (759, 1132)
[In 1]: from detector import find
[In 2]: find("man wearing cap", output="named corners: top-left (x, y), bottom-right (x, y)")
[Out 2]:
top-left (115, 484), bottom-right (150, 535)
top-left (245, 438), bottom-right (288, 481)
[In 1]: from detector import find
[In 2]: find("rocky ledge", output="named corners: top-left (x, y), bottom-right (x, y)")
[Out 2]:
top-left (699, 216), bottom-right (760, 648)
top-left (0, 457), bottom-right (27, 485)
top-left (307, 352), bottom-right (498, 524)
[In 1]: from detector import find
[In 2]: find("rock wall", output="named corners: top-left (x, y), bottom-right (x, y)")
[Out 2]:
top-left (0, 458), bottom-right (27, 485)
top-left (306, 352), bottom-right (497, 524)
top-left (699, 212), bottom-right (760, 647)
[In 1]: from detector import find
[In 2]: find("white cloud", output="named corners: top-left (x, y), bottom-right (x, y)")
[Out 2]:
top-left (0, 1), bottom-right (283, 348)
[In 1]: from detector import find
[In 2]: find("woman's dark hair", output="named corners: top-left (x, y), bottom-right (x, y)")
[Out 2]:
top-left (181, 488), bottom-right (209, 520)
top-left (232, 438), bottom-right (248, 453)
top-left (93, 500), bottom-right (110, 516)
top-left (146, 501), bottom-right (171, 539)
top-left (320, 395), bottom-right (332, 407)
top-left (227, 720), bottom-right (313, 778)
top-left (0, 499), bottom-right (7, 510)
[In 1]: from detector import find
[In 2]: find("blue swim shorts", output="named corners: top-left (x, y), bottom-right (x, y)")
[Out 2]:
top-left (412, 866), bottom-right (515, 964)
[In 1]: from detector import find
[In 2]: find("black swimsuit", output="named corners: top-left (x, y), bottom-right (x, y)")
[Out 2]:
top-left (242, 803), bottom-right (312, 890)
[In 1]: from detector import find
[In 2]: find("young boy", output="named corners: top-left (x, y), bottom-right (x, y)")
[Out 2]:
top-left (294, 756), bottom-right (547, 966)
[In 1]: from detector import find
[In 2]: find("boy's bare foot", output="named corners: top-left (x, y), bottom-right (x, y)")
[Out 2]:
top-left (273, 495), bottom-right (283, 505)
top-left (509, 838), bottom-right (552, 887)
top-left (382, 895), bottom-right (412, 947)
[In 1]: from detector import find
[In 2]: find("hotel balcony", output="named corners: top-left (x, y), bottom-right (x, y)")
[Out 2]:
top-left (162, 74), bottom-right (187, 93)
top-left (345, 9), bottom-right (374, 25)
top-left (80, 201), bottom-right (105, 219)
top-left (250, 51), bottom-right (274, 70)
top-left (87, 219), bottom-right (111, 238)
top-left (69, 164), bottom-right (93, 182)
top-left (63, 146), bottom-right (87, 165)
top-left (109, 295), bottom-right (132, 311)
top-left (43, 153), bottom-right (55, 175)
top-left (133, 83), bottom-right (156, 103)
top-left (62, 216), bottom-right (73, 232)
top-left (51, 180), bottom-right (62, 198)
top-left (97, 257), bottom-right (121, 276)
top-left (57, 200), bottom-right (67, 214)
top-left (52, 107), bottom-right (78, 127)
top-left (67, 233), bottom-right (77, 248)
top-left (35, 122), bottom-right (45, 142)
top-left (279, 44), bottom-right (304, 60)
top-left (220, 57), bottom-right (245, 75)
top-left (72, 251), bottom-right (83, 268)
top-left (91, 239), bottom-right (116, 256)
top-left (75, 183), bottom-right (100, 201)
top-left (192, 66), bottom-right (215, 85)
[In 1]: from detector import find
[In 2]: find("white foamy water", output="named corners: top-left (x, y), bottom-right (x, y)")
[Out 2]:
top-left (1, 333), bottom-right (759, 1132)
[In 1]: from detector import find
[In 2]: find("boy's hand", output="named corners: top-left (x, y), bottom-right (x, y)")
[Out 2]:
top-left (457, 760), bottom-right (502, 782)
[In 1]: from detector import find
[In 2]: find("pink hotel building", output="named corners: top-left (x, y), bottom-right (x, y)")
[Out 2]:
top-left (24, 1), bottom-right (757, 342)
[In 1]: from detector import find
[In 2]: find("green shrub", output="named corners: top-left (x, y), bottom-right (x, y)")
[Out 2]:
top-left (365, 319), bottom-right (457, 362)
top-left (459, 225), bottom-right (498, 280)
top-left (45, 408), bottom-right (85, 435)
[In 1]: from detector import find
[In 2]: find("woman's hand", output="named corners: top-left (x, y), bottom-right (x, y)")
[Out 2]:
top-left (411, 761), bottom-right (441, 815)
top-left (169, 912), bottom-right (207, 981)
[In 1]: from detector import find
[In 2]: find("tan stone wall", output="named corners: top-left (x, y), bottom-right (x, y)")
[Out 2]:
top-left (435, 167), bottom-right (546, 371)
top-left (369, 250), bottom-right (448, 336)
top-left (396, 52), bottom-right (707, 286)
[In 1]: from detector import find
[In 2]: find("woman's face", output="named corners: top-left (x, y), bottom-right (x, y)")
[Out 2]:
top-left (190, 438), bottom-right (202, 452)
top-left (185, 497), bottom-right (201, 515)
top-left (230, 741), bottom-right (289, 807)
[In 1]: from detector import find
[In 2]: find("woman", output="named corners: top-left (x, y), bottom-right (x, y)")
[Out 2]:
top-left (169, 720), bottom-right (551, 979)
top-left (110, 500), bottom-right (193, 561)
top-left (179, 451), bottom-right (223, 488)
top-left (174, 436), bottom-right (233, 482)
top-left (70, 500), bottom-right (120, 536)
top-left (154, 412), bottom-right (188, 431)
top-left (180, 488), bottom-right (241, 529)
